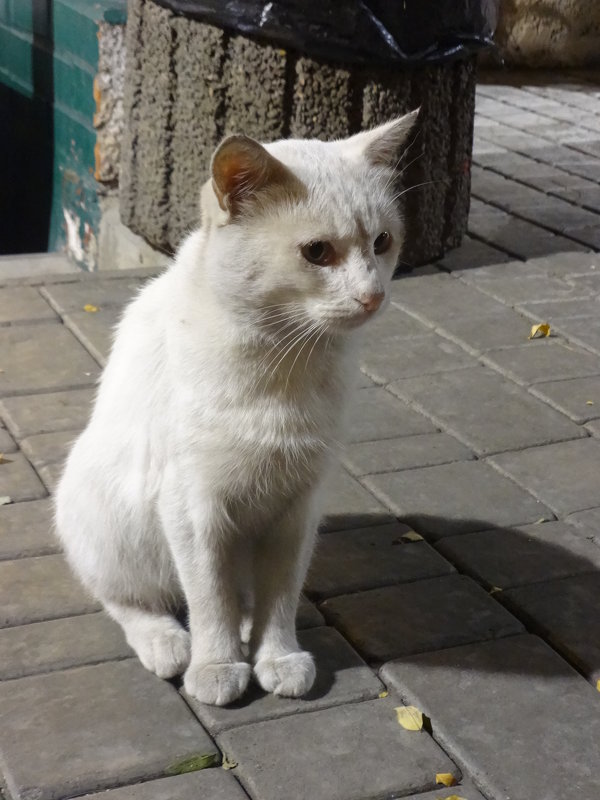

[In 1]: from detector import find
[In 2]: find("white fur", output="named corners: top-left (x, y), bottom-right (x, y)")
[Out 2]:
top-left (55, 117), bottom-right (415, 705)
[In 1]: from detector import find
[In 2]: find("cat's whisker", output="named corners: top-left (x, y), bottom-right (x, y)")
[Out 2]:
top-left (256, 321), bottom-right (310, 377)
top-left (284, 321), bottom-right (323, 391)
top-left (264, 322), bottom-right (318, 383)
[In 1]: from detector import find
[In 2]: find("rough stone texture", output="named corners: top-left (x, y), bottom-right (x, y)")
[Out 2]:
top-left (435, 306), bottom-right (541, 353)
top-left (0, 388), bottom-right (94, 439)
top-left (36, 461), bottom-right (65, 494)
top-left (321, 575), bottom-right (523, 663)
top-left (399, 786), bottom-right (488, 800)
top-left (81, 772), bottom-right (249, 800)
top-left (530, 375), bottom-right (600, 423)
top-left (296, 595), bottom-right (325, 629)
top-left (342, 432), bottom-right (474, 476)
top-left (0, 660), bottom-right (218, 800)
top-left (436, 521), bottom-right (600, 590)
top-left (95, 22), bottom-right (126, 183)
top-left (0, 452), bottom-right (47, 503)
top-left (320, 469), bottom-right (394, 532)
top-left (0, 325), bottom-right (100, 397)
top-left (346, 387), bottom-right (436, 443)
top-left (218, 697), bottom-right (459, 800)
top-left (490, 438), bottom-right (600, 515)
top-left (0, 555), bottom-right (99, 627)
top-left (0, 287), bottom-right (57, 325)
top-left (0, 611), bottom-right (132, 680)
top-left (120, 0), bottom-right (477, 265)
top-left (0, 426), bottom-right (17, 453)
top-left (389, 367), bottom-right (585, 456)
top-left (185, 627), bottom-right (383, 733)
top-left (305, 523), bottom-right (454, 600)
top-left (503, 574), bottom-right (600, 685)
top-left (566, 506), bottom-right (600, 545)
top-left (365, 460), bottom-right (553, 540)
top-left (0, 498), bottom-right (58, 560)
top-left (382, 635), bottom-right (600, 800)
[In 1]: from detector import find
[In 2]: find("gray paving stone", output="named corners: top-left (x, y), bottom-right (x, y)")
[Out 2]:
top-left (0, 286), bottom-right (58, 325)
top-left (490, 438), bottom-right (600, 515)
top-left (0, 426), bottom-right (17, 453)
top-left (0, 660), bottom-right (218, 800)
top-left (360, 333), bottom-right (475, 385)
top-left (518, 296), bottom-right (600, 322)
top-left (472, 273), bottom-right (583, 305)
top-left (565, 506), bottom-right (600, 545)
top-left (0, 324), bottom-right (100, 396)
top-left (64, 307), bottom-right (122, 365)
top-left (530, 375), bottom-right (600, 423)
top-left (586, 418), bottom-right (600, 437)
top-left (0, 498), bottom-right (58, 560)
top-left (555, 316), bottom-right (600, 356)
top-left (321, 575), bottom-right (523, 663)
top-left (482, 340), bottom-right (600, 385)
top-left (0, 451), bottom-right (47, 502)
top-left (390, 272), bottom-right (504, 325)
top-left (364, 460), bottom-right (553, 540)
top-left (400, 784), bottom-right (488, 800)
top-left (185, 627), bottom-right (383, 733)
top-left (342, 432), bottom-right (474, 477)
top-left (346, 388), bottom-right (436, 443)
top-left (81, 772), bottom-right (248, 800)
top-left (320, 469), bottom-right (394, 532)
top-left (381, 635), bottom-right (600, 800)
top-left (435, 306), bottom-right (539, 353)
top-left (436, 521), bottom-right (600, 591)
top-left (389, 367), bottom-right (585, 456)
top-left (0, 554), bottom-right (99, 627)
top-left (0, 611), bottom-right (133, 679)
top-left (306, 523), bottom-right (454, 600)
top-left (36, 460), bottom-right (64, 493)
top-left (503, 574), bottom-right (600, 686)
top-left (40, 277), bottom-right (143, 314)
top-left (217, 697), bottom-right (459, 800)
top-left (438, 235), bottom-right (511, 272)
top-left (0, 388), bottom-right (93, 438)
top-left (297, 595), bottom-right (325, 629)
top-left (360, 301), bottom-right (433, 346)
top-left (20, 431), bottom-right (76, 471)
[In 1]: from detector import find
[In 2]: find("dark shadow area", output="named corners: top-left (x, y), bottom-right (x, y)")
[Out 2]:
top-left (313, 512), bottom-right (600, 680)
top-left (0, 1), bottom-right (54, 253)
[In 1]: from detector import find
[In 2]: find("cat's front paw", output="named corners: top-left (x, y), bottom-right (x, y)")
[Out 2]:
top-left (254, 650), bottom-right (316, 698)
top-left (184, 661), bottom-right (251, 706)
top-left (135, 627), bottom-right (191, 679)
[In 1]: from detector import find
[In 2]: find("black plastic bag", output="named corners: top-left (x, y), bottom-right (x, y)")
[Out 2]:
top-left (154, 0), bottom-right (497, 65)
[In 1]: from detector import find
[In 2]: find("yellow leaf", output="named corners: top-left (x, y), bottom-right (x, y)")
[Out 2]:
top-left (83, 304), bottom-right (98, 313)
top-left (0, 454), bottom-right (13, 465)
top-left (528, 322), bottom-right (550, 339)
top-left (395, 705), bottom-right (423, 730)
top-left (0, 496), bottom-right (11, 506)
top-left (596, 679), bottom-right (600, 692)
top-left (438, 796), bottom-right (467, 800)
top-left (532, 517), bottom-right (546, 525)
top-left (222, 756), bottom-right (237, 770)
top-left (489, 586), bottom-right (503, 595)
top-left (436, 773), bottom-right (458, 787)
top-left (378, 690), bottom-right (388, 698)
top-left (586, 400), bottom-right (594, 406)
top-left (401, 531), bottom-right (424, 542)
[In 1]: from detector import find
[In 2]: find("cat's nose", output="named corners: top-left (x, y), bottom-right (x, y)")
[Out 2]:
top-left (356, 292), bottom-right (385, 313)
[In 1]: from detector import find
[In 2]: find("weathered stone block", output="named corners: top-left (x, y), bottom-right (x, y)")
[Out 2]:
top-left (0, 498), bottom-right (58, 560)
top-left (0, 388), bottom-right (94, 438)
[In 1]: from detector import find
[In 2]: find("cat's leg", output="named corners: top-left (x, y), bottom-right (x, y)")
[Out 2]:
top-left (159, 485), bottom-right (251, 706)
top-left (105, 602), bottom-right (190, 679)
top-left (251, 496), bottom-right (319, 698)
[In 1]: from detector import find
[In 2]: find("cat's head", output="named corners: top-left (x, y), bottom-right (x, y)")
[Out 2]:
top-left (199, 112), bottom-right (419, 338)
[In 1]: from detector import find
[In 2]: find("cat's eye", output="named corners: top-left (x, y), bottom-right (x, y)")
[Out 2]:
top-left (374, 231), bottom-right (392, 255)
top-left (301, 241), bottom-right (336, 266)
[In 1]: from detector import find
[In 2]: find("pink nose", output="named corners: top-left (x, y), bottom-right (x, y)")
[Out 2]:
top-left (357, 292), bottom-right (385, 313)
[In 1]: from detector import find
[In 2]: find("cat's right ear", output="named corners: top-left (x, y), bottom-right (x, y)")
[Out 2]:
top-left (211, 135), bottom-right (290, 217)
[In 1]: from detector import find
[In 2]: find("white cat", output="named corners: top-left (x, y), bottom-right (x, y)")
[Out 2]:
top-left (55, 112), bottom-right (418, 706)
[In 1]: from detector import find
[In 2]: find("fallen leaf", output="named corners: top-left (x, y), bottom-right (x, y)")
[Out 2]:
top-left (528, 322), bottom-right (550, 339)
top-left (489, 586), bottom-right (503, 595)
top-left (378, 690), bottom-right (389, 698)
top-left (401, 531), bottom-right (424, 543)
top-left (222, 756), bottom-right (238, 770)
top-left (437, 796), bottom-right (467, 800)
top-left (436, 773), bottom-right (458, 787)
top-left (165, 753), bottom-right (220, 774)
top-left (532, 517), bottom-right (546, 525)
top-left (586, 400), bottom-right (594, 406)
top-left (0, 496), bottom-right (11, 506)
top-left (596, 679), bottom-right (600, 692)
top-left (0, 454), bottom-right (13, 465)
top-left (83, 304), bottom-right (99, 313)
top-left (395, 705), bottom-right (423, 731)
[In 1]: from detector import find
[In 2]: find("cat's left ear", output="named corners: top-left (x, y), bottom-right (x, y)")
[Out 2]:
top-left (342, 109), bottom-right (420, 167)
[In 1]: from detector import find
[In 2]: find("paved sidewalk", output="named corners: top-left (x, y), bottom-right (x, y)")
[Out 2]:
top-left (2, 73), bottom-right (600, 800)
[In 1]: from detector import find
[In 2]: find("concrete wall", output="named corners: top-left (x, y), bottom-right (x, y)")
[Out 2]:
top-left (120, 0), bottom-right (477, 267)
top-left (495, 0), bottom-right (600, 67)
